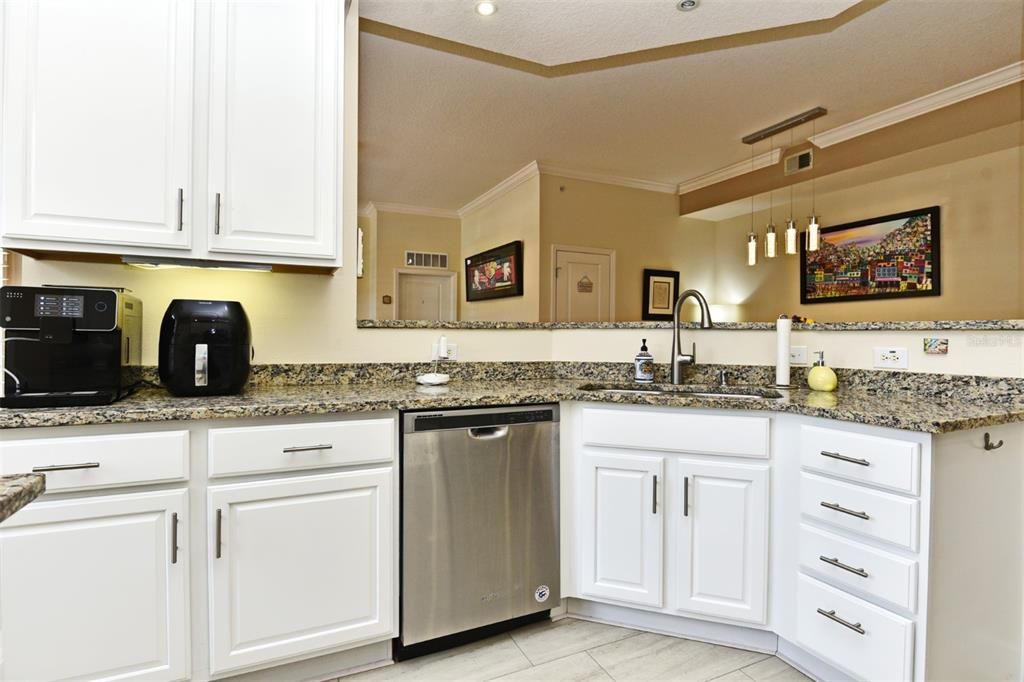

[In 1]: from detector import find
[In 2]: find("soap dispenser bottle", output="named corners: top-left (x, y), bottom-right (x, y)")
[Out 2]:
top-left (634, 338), bottom-right (655, 384)
top-left (807, 351), bottom-right (838, 392)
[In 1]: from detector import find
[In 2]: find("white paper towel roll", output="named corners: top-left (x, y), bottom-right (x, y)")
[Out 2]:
top-left (776, 315), bottom-right (792, 387)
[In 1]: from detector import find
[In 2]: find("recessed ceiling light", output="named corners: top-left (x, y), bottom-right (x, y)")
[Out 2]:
top-left (475, 1), bottom-right (497, 16)
top-left (676, 0), bottom-right (699, 10)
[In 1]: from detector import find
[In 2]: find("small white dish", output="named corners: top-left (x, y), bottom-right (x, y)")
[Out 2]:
top-left (416, 372), bottom-right (450, 386)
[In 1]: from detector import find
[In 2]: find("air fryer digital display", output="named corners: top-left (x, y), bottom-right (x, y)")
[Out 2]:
top-left (34, 294), bottom-right (85, 319)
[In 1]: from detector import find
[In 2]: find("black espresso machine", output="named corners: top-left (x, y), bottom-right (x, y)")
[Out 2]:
top-left (0, 286), bottom-right (142, 407)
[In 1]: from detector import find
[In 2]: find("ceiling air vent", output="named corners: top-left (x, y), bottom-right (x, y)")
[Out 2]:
top-left (784, 149), bottom-right (814, 176)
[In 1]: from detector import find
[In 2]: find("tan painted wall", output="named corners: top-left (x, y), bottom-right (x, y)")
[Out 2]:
top-left (713, 140), bottom-right (1024, 322)
top-left (374, 210), bottom-right (461, 320)
top-left (459, 174), bottom-right (541, 322)
top-left (538, 174), bottom-right (716, 322)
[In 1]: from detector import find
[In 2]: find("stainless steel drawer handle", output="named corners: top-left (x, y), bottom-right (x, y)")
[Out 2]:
top-left (821, 501), bottom-right (870, 520)
top-left (817, 608), bottom-right (865, 635)
top-left (31, 462), bottom-right (100, 473)
top-left (819, 555), bottom-right (869, 578)
top-left (820, 450), bottom-right (870, 467)
top-left (171, 512), bottom-right (180, 565)
top-left (282, 444), bottom-right (334, 453)
top-left (468, 426), bottom-right (509, 440)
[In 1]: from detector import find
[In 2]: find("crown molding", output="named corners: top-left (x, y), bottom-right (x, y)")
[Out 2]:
top-left (364, 201), bottom-right (459, 220)
top-left (810, 60), bottom-right (1024, 149)
top-left (357, 203), bottom-right (378, 219)
top-left (538, 164), bottom-right (677, 194)
top-left (458, 161), bottom-right (540, 217)
top-left (676, 148), bottom-right (783, 195)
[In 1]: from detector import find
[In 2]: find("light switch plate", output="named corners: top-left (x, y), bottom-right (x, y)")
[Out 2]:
top-left (789, 346), bottom-right (809, 365)
top-left (873, 346), bottom-right (909, 369)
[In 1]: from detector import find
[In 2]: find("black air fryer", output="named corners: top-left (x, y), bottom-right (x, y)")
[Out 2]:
top-left (159, 300), bottom-right (251, 396)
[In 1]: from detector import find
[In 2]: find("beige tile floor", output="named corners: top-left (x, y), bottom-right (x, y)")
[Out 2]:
top-left (342, 618), bottom-right (812, 682)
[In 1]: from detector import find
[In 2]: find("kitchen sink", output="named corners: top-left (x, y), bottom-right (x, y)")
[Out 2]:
top-left (578, 383), bottom-right (785, 400)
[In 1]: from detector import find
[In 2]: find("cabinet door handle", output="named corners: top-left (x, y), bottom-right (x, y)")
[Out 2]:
top-left (31, 462), bottom-right (100, 472)
top-left (819, 555), bottom-right (868, 578)
top-left (171, 512), bottom-right (180, 564)
top-left (817, 608), bottom-right (865, 635)
top-left (683, 476), bottom-right (689, 517)
top-left (820, 450), bottom-right (870, 467)
top-left (214, 192), bottom-right (222, 235)
top-left (215, 508), bottom-right (223, 559)
top-left (652, 475), bottom-right (658, 514)
top-left (282, 444), bottom-right (334, 453)
top-left (176, 187), bottom-right (184, 231)
top-left (820, 501), bottom-right (870, 520)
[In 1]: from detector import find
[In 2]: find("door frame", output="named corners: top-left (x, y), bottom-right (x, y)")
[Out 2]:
top-left (550, 244), bottom-right (617, 322)
top-left (392, 268), bottom-right (457, 321)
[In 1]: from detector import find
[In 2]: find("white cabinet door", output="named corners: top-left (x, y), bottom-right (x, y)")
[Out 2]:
top-left (0, 490), bottom-right (189, 682)
top-left (579, 449), bottom-right (664, 607)
top-left (208, 468), bottom-right (394, 675)
top-left (1, 0), bottom-right (193, 250)
top-left (675, 459), bottom-right (769, 624)
top-left (206, 0), bottom-right (340, 260)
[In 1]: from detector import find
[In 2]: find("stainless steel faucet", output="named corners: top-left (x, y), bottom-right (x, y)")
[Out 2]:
top-left (672, 289), bottom-right (713, 384)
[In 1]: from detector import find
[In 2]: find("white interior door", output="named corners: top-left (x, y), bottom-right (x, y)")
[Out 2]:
top-left (1, 0), bottom-right (194, 249)
top-left (208, 469), bottom-right (394, 675)
top-left (0, 490), bottom-right (189, 682)
top-left (554, 248), bottom-right (613, 322)
top-left (207, 0), bottom-right (340, 260)
top-left (579, 449), bottom-right (664, 607)
top-left (675, 459), bottom-right (769, 624)
top-left (396, 271), bottom-right (455, 321)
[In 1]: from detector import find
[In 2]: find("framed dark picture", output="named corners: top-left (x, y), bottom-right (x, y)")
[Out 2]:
top-left (801, 206), bottom-right (940, 305)
top-left (465, 240), bottom-right (524, 302)
top-left (642, 269), bottom-right (680, 321)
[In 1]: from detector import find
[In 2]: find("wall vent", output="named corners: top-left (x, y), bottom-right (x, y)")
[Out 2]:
top-left (405, 251), bottom-right (449, 269)
top-left (783, 149), bottom-right (814, 176)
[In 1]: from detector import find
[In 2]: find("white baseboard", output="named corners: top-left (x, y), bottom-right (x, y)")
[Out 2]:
top-left (776, 637), bottom-right (855, 682)
top-left (567, 599), bottom-right (778, 654)
top-left (227, 640), bottom-right (392, 682)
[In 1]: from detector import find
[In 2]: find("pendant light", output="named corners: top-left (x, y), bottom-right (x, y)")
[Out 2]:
top-left (764, 136), bottom-right (777, 258)
top-left (806, 119), bottom-right (821, 252)
top-left (747, 145), bottom-right (757, 266)
top-left (784, 128), bottom-right (798, 255)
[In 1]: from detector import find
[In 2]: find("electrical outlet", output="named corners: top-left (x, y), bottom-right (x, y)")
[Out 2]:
top-left (873, 346), bottom-right (909, 370)
top-left (789, 346), bottom-right (809, 365)
top-left (431, 342), bottom-right (458, 361)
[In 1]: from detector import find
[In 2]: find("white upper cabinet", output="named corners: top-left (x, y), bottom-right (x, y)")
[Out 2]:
top-left (579, 449), bottom-right (664, 607)
top-left (674, 459), bottom-right (769, 624)
top-left (207, 0), bottom-right (340, 260)
top-left (1, 0), bottom-right (194, 250)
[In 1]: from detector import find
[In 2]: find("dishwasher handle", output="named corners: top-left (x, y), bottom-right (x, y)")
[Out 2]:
top-left (467, 425), bottom-right (510, 440)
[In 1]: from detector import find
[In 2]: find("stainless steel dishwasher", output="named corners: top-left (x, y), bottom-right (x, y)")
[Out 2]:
top-left (399, 405), bottom-right (559, 658)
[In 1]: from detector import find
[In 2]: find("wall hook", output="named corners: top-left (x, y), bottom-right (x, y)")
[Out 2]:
top-left (984, 433), bottom-right (1004, 451)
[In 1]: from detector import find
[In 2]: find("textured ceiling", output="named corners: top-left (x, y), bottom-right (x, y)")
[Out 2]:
top-left (359, 0), bottom-right (862, 66)
top-left (358, 0), bottom-right (1024, 210)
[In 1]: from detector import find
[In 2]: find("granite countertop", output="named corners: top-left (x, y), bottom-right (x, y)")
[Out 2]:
top-left (0, 379), bottom-right (1020, 434)
top-left (357, 319), bottom-right (1024, 331)
top-left (0, 474), bottom-right (45, 524)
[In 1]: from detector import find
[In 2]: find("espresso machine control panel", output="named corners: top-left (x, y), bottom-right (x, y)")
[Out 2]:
top-left (1, 287), bottom-right (121, 331)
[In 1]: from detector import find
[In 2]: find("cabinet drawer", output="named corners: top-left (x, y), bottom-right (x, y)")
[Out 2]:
top-left (208, 418), bottom-right (395, 478)
top-left (581, 407), bottom-right (769, 458)
top-left (796, 574), bottom-right (914, 682)
top-left (800, 426), bottom-right (921, 495)
top-left (800, 473), bottom-right (920, 551)
top-left (799, 524), bottom-right (918, 612)
top-left (0, 431), bottom-right (189, 493)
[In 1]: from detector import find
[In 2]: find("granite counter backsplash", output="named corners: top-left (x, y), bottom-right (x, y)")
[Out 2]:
top-left (2, 370), bottom-right (1022, 434)
top-left (357, 319), bottom-right (1024, 331)
top-left (0, 474), bottom-right (45, 524)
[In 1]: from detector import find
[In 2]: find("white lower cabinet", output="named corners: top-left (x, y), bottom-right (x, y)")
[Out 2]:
top-left (208, 468), bottom-right (395, 675)
top-left (674, 459), bottom-right (769, 624)
top-left (0, 489), bottom-right (189, 682)
top-left (579, 449), bottom-right (664, 607)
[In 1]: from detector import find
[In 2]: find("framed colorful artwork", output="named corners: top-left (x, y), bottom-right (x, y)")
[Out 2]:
top-left (801, 206), bottom-right (940, 304)
top-left (465, 241), bottom-right (524, 302)
top-left (642, 269), bottom-right (680, 321)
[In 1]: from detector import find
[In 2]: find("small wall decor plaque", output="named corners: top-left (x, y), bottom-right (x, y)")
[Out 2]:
top-left (576, 275), bottom-right (594, 294)
top-left (642, 269), bottom-right (680, 321)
